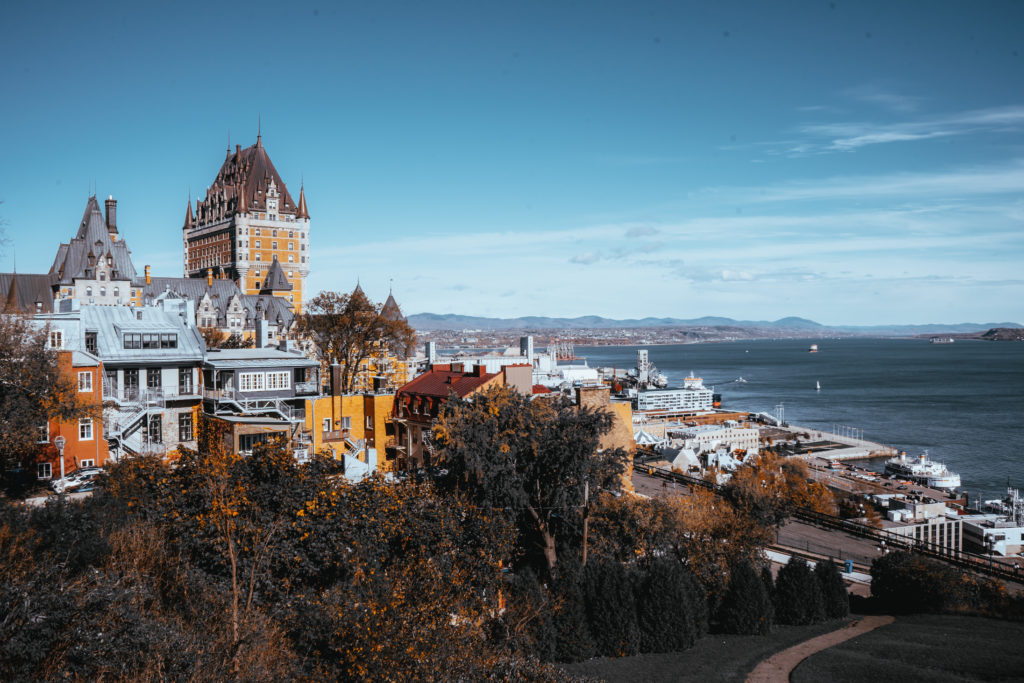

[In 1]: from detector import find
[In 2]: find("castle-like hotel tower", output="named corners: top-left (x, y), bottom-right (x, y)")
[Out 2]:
top-left (183, 134), bottom-right (310, 312)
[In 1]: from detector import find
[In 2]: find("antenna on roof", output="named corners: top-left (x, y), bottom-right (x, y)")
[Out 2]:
top-left (389, 277), bottom-right (393, 294)
top-left (257, 114), bottom-right (262, 144)
top-left (227, 129), bottom-right (231, 155)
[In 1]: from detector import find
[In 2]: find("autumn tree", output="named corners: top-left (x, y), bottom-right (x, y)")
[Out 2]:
top-left (433, 385), bottom-right (627, 576)
top-left (297, 288), bottom-right (416, 394)
top-left (0, 314), bottom-right (95, 491)
top-left (723, 451), bottom-right (835, 527)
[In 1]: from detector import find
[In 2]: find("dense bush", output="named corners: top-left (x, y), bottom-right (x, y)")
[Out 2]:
top-left (815, 559), bottom-right (850, 619)
top-left (549, 568), bottom-right (597, 663)
top-left (634, 558), bottom-right (708, 652)
top-left (582, 560), bottom-right (641, 657)
top-left (871, 551), bottom-right (1006, 615)
top-left (717, 560), bottom-right (774, 635)
top-left (773, 557), bottom-right (826, 625)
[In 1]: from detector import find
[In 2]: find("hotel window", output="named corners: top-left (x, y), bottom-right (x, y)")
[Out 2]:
top-left (272, 241), bottom-right (278, 250)
top-left (288, 242), bottom-right (294, 250)
top-left (255, 254), bottom-right (261, 261)
top-left (100, 287), bottom-right (106, 297)
top-left (78, 371), bottom-right (92, 392)
top-left (37, 463), bottom-right (52, 480)
top-left (272, 230), bottom-right (277, 237)
top-left (288, 254), bottom-right (294, 263)
top-left (99, 272), bottom-right (106, 281)
top-left (255, 240), bottom-right (261, 248)
top-left (254, 228), bottom-right (260, 236)
top-left (86, 287), bottom-right (92, 296)
top-left (79, 418), bottom-right (93, 441)
top-left (288, 231), bottom-right (294, 238)
top-left (48, 331), bottom-right (63, 349)
top-left (322, 418), bottom-right (331, 433)
top-left (179, 413), bottom-right (193, 442)
top-left (160, 333), bottom-right (178, 349)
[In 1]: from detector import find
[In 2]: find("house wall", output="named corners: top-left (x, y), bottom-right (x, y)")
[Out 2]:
top-left (37, 353), bottom-right (110, 478)
top-left (304, 394), bottom-right (394, 467)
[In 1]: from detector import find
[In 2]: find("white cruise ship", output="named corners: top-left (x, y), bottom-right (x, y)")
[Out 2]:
top-left (884, 451), bottom-right (961, 490)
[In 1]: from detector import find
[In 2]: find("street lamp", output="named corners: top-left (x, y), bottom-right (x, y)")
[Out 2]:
top-left (53, 435), bottom-right (66, 499)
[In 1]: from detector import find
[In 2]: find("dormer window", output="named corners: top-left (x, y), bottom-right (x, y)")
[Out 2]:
top-left (86, 287), bottom-right (93, 296)
top-left (99, 272), bottom-right (106, 281)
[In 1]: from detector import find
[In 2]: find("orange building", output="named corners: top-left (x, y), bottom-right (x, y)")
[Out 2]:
top-left (35, 350), bottom-right (109, 481)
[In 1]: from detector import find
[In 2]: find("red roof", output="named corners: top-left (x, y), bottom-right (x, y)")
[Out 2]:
top-left (532, 384), bottom-right (552, 394)
top-left (398, 365), bottom-right (499, 400)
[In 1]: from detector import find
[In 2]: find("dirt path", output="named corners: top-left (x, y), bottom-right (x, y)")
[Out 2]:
top-left (745, 615), bottom-right (895, 683)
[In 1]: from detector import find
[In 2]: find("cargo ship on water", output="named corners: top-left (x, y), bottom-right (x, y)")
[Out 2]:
top-left (884, 450), bottom-right (961, 491)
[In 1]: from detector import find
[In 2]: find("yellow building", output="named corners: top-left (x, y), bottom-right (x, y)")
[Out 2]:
top-left (304, 393), bottom-right (397, 473)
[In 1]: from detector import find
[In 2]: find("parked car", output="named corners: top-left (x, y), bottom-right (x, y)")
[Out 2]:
top-left (50, 468), bottom-right (101, 493)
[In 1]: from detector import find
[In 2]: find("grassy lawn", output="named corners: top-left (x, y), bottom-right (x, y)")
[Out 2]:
top-left (792, 614), bottom-right (1024, 683)
top-left (559, 619), bottom-right (849, 683)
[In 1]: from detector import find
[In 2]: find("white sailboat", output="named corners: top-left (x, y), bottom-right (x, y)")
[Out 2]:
top-left (816, 380), bottom-right (821, 391)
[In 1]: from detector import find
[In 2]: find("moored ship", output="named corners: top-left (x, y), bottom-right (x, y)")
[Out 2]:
top-left (809, 344), bottom-right (818, 353)
top-left (885, 450), bottom-right (961, 490)
top-left (930, 337), bottom-right (955, 344)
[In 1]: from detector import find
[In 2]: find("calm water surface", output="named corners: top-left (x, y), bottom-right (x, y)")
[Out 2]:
top-left (577, 339), bottom-right (1024, 503)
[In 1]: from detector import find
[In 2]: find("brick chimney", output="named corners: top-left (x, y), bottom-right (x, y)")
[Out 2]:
top-left (105, 196), bottom-right (118, 237)
top-left (144, 264), bottom-right (151, 285)
top-left (206, 268), bottom-right (213, 286)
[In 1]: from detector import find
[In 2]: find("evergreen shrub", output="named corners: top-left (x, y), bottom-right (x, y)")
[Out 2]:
top-left (717, 560), bottom-right (774, 635)
top-left (582, 560), bottom-right (641, 657)
top-left (634, 558), bottom-right (708, 652)
top-left (815, 559), bottom-right (850, 619)
top-left (773, 557), bottom-right (826, 625)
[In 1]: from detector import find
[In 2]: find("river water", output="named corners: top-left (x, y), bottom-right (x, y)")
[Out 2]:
top-left (576, 338), bottom-right (1024, 504)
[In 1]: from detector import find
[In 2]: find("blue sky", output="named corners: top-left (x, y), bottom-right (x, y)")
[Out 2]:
top-left (1, 0), bottom-right (1022, 325)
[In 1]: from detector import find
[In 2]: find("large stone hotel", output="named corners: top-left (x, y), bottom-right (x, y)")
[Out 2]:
top-left (183, 132), bottom-right (310, 312)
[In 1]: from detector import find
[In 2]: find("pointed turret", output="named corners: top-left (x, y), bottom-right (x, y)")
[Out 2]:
top-left (296, 185), bottom-right (309, 219)
top-left (237, 183), bottom-right (248, 214)
top-left (260, 256), bottom-right (293, 293)
top-left (381, 291), bottom-right (404, 322)
top-left (183, 196), bottom-right (194, 231)
top-left (4, 273), bottom-right (20, 313)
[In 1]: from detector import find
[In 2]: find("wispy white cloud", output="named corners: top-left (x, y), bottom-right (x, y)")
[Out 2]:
top-left (843, 84), bottom-right (923, 113)
top-left (795, 105), bottom-right (1024, 153)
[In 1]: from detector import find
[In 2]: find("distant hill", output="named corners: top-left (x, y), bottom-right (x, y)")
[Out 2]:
top-left (408, 313), bottom-right (1022, 336)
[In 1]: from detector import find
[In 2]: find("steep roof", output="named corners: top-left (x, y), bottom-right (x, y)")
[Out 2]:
top-left (241, 294), bottom-right (294, 329)
top-left (0, 273), bottom-right (53, 313)
top-left (49, 196), bottom-right (137, 285)
top-left (397, 364), bottom-right (500, 400)
top-left (139, 276), bottom-right (294, 330)
top-left (260, 256), bottom-right (293, 292)
top-left (381, 292), bottom-right (405, 321)
top-left (195, 138), bottom-right (297, 227)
